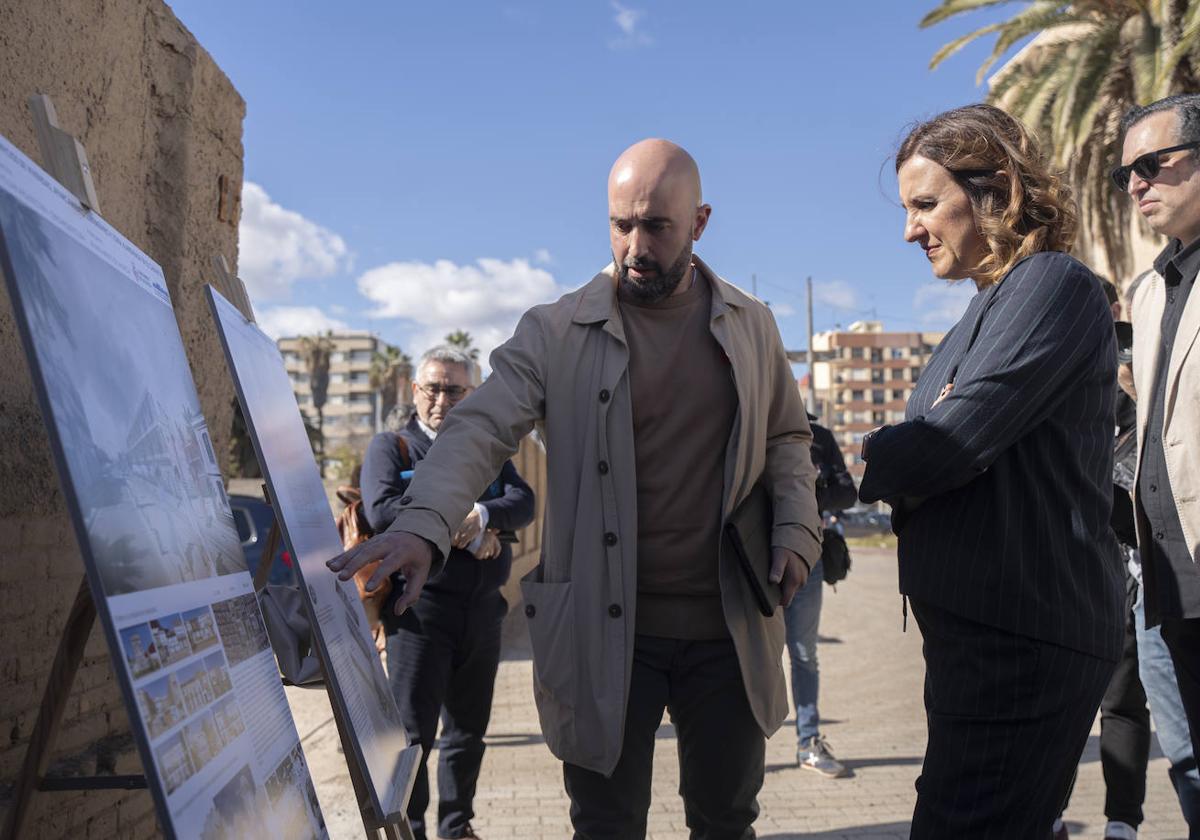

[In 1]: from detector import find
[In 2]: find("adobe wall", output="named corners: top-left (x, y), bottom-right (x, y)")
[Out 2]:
top-left (0, 1), bottom-right (244, 835)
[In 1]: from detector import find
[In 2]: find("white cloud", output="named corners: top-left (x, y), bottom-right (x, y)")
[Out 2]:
top-left (609, 1), bottom-right (652, 48)
top-left (913, 282), bottom-right (976, 329)
top-left (238, 181), bottom-right (350, 302)
top-left (533, 248), bottom-right (554, 265)
top-left (770, 302), bottom-right (797, 317)
top-left (813, 280), bottom-right (860, 311)
top-left (357, 257), bottom-right (566, 363)
top-left (256, 306), bottom-right (349, 340)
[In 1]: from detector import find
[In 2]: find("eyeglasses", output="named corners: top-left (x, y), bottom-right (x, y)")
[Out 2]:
top-left (1110, 141), bottom-right (1200, 191)
top-left (416, 383), bottom-right (470, 402)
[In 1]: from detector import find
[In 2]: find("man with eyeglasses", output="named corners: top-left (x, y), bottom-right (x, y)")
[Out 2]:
top-left (1115, 93), bottom-right (1200, 778)
top-left (360, 345), bottom-right (535, 840)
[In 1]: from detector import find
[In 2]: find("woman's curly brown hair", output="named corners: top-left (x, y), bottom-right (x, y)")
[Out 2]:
top-left (896, 103), bottom-right (1078, 288)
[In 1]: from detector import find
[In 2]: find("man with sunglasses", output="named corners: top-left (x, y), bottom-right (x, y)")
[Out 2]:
top-left (1115, 94), bottom-right (1200, 777)
top-left (360, 344), bottom-right (535, 840)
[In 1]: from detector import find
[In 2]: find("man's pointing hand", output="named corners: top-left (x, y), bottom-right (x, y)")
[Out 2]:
top-left (326, 531), bottom-right (434, 616)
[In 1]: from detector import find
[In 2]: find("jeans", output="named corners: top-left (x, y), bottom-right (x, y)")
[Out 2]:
top-left (562, 635), bottom-right (763, 840)
top-left (784, 558), bottom-right (824, 745)
top-left (1135, 581), bottom-right (1200, 834)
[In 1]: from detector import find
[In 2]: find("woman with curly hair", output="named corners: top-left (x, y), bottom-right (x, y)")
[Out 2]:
top-left (859, 103), bottom-right (1125, 837)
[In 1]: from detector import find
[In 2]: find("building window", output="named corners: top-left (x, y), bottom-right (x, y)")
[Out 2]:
top-left (330, 373), bottom-right (346, 384)
top-left (872, 390), bottom-right (884, 404)
top-left (870, 348), bottom-right (883, 363)
top-left (873, 411), bottom-right (885, 424)
top-left (851, 390), bottom-right (864, 401)
top-left (911, 367), bottom-right (921, 382)
top-left (850, 347), bottom-right (864, 360)
top-left (871, 370), bottom-right (885, 384)
top-left (891, 368), bottom-right (905, 381)
top-left (891, 389), bottom-right (905, 400)
top-left (890, 348), bottom-right (906, 360)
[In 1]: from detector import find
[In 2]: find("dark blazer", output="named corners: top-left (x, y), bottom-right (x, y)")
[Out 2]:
top-left (859, 252), bottom-right (1124, 661)
top-left (361, 415), bottom-right (536, 599)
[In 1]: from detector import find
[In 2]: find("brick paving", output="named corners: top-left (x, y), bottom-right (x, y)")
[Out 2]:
top-left (290, 547), bottom-right (1189, 839)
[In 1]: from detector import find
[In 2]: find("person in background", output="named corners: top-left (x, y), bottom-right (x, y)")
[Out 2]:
top-left (361, 345), bottom-right (535, 840)
top-left (786, 414), bottom-right (857, 778)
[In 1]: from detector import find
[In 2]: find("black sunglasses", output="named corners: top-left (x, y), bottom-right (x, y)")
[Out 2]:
top-left (1111, 141), bottom-right (1200, 191)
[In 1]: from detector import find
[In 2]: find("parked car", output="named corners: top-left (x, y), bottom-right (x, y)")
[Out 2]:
top-left (228, 493), bottom-right (296, 587)
top-left (837, 507), bottom-right (893, 537)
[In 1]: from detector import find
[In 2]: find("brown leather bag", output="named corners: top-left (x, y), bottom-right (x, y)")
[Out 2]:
top-left (335, 435), bottom-right (412, 649)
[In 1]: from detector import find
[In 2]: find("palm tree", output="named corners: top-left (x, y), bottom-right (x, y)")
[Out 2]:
top-left (369, 343), bottom-right (412, 432)
top-left (922, 0), bottom-right (1200, 281)
top-left (299, 332), bottom-right (334, 476)
top-left (444, 329), bottom-right (480, 361)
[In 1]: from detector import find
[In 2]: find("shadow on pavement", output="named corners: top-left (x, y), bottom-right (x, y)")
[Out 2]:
top-left (486, 731), bottom-right (546, 748)
top-left (760, 822), bottom-right (910, 839)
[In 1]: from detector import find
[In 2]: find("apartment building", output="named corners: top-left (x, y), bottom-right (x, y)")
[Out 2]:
top-left (809, 321), bottom-right (945, 481)
top-left (277, 331), bottom-right (408, 456)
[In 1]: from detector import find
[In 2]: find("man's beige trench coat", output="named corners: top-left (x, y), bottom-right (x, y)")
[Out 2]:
top-left (387, 255), bottom-right (822, 775)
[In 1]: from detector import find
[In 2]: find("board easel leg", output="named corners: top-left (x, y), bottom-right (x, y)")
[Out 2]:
top-left (318, 660), bottom-right (418, 840)
top-left (2, 576), bottom-right (96, 840)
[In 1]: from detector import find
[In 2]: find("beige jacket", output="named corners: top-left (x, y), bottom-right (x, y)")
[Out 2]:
top-left (1131, 268), bottom-right (1200, 565)
top-left (388, 256), bottom-right (822, 775)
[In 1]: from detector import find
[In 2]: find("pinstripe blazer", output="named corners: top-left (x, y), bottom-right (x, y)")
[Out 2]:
top-left (859, 251), bottom-right (1124, 661)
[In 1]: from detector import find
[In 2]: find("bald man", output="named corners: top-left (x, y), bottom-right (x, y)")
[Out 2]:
top-left (330, 139), bottom-right (822, 838)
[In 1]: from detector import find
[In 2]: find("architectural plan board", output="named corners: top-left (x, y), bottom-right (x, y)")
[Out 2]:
top-left (0, 133), bottom-right (328, 840)
top-left (207, 287), bottom-right (416, 822)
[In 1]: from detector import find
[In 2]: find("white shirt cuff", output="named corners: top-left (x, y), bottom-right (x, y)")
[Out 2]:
top-left (466, 503), bottom-right (489, 554)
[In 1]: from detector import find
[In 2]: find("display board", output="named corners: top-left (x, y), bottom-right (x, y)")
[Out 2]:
top-left (0, 133), bottom-right (328, 840)
top-left (207, 288), bottom-right (417, 822)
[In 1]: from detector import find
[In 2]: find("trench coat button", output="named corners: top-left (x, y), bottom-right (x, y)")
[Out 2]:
top-left (599, 389), bottom-right (610, 403)
top-left (604, 532), bottom-right (618, 546)
top-left (525, 604), bottom-right (536, 618)
top-left (1156, 531), bottom-right (1165, 541)
top-left (1150, 484), bottom-right (1158, 492)
top-left (608, 604), bottom-right (622, 618)
top-left (598, 460), bottom-right (609, 475)
top-left (400, 496), bottom-right (412, 505)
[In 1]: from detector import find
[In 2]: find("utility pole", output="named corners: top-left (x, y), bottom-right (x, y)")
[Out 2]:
top-left (806, 276), bottom-right (816, 414)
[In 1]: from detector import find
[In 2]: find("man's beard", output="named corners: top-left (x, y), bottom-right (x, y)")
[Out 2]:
top-left (616, 242), bottom-right (694, 304)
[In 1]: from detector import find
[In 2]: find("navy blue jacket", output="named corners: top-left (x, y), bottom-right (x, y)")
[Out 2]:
top-left (859, 252), bottom-right (1124, 661)
top-left (361, 415), bottom-right (536, 604)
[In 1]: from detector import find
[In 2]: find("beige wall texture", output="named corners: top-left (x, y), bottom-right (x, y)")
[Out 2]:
top-left (0, 1), bottom-right (244, 836)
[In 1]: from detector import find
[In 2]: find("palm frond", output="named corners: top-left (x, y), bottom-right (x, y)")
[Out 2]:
top-left (921, 0), bottom-right (1052, 29)
top-left (930, 21), bottom-right (1008, 69)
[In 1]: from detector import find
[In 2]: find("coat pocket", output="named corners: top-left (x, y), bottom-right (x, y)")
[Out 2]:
top-left (519, 577), bottom-right (575, 712)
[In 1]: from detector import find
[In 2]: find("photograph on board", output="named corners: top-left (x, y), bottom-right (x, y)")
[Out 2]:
top-left (0, 187), bottom-right (244, 596)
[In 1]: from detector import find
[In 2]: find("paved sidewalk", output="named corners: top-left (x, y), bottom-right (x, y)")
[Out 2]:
top-left (290, 548), bottom-right (1189, 839)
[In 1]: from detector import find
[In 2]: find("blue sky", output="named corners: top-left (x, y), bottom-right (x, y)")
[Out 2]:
top-left (168, 1), bottom-right (1023, 363)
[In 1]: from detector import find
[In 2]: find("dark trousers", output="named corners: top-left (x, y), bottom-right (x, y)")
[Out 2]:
top-left (386, 588), bottom-right (506, 840)
top-left (1161, 617), bottom-right (1200, 766)
top-left (1099, 575), bottom-right (1151, 827)
top-left (909, 599), bottom-right (1115, 839)
top-left (1059, 577), bottom-right (1150, 826)
top-left (562, 635), bottom-right (764, 840)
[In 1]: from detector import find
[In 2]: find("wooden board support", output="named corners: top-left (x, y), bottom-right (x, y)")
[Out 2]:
top-left (27, 95), bottom-right (100, 212)
top-left (210, 254), bottom-right (255, 324)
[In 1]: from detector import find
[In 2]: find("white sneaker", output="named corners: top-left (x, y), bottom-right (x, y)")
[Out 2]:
top-left (796, 735), bottom-right (848, 778)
